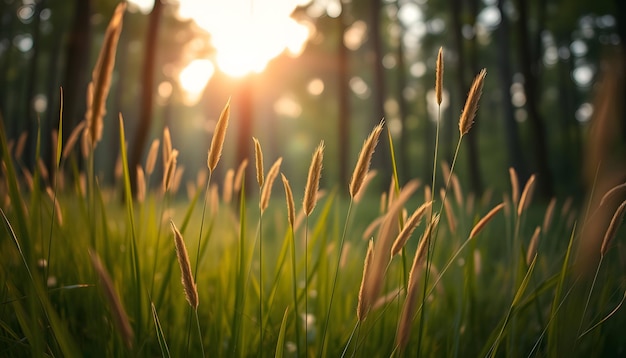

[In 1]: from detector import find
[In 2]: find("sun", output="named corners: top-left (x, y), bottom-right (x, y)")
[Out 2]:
top-left (177, 0), bottom-right (313, 77)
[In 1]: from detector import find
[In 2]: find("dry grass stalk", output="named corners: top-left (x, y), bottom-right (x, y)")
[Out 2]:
top-left (424, 185), bottom-right (432, 218)
top-left (509, 167), bottom-right (520, 209)
top-left (260, 157), bottom-right (283, 213)
top-left (62, 121), bottom-right (86, 160)
top-left (233, 159), bottom-right (249, 193)
top-left (362, 180), bottom-right (419, 313)
top-left (37, 158), bottom-right (49, 182)
top-left (253, 137), bottom-right (264, 187)
top-left (162, 127), bottom-right (172, 172)
top-left (145, 139), bottom-right (160, 176)
top-left (517, 174), bottom-right (536, 216)
top-left (601, 199), bottom-right (626, 256)
top-left (303, 141), bottom-right (325, 216)
top-left (561, 197), bottom-right (573, 219)
top-left (171, 166), bottom-right (184, 194)
top-left (45, 186), bottom-right (63, 225)
top-left (362, 215), bottom-right (384, 240)
top-left (209, 184), bottom-right (219, 214)
top-left (436, 47), bottom-right (444, 105)
top-left (542, 197), bottom-right (557, 232)
top-left (469, 202), bottom-right (505, 239)
top-left (440, 188), bottom-right (457, 234)
top-left (466, 193), bottom-right (476, 217)
top-left (22, 168), bottom-right (33, 192)
top-left (354, 170), bottom-right (377, 203)
top-left (459, 68), bottom-right (487, 136)
top-left (380, 192), bottom-right (387, 215)
top-left (136, 166), bottom-right (146, 204)
top-left (599, 182), bottom-right (626, 207)
top-left (397, 215), bottom-right (439, 350)
top-left (223, 169), bottom-right (234, 204)
top-left (391, 201), bottom-right (433, 258)
top-left (14, 132), bottom-right (27, 160)
top-left (84, 3), bottom-right (125, 148)
top-left (281, 173), bottom-right (296, 228)
top-left (162, 149), bottom-right (178, 193)
top-left (357, 239), bottom-right (374, 321)
top-left (526, 226), bottom-right (541, 265)
top-left (170, 221), bottom-right (199, 309)
top-left (441, 161), bottom-right (451, 185)
top-left (408, 215), bottom-right (439, 291)
top-left (89, 250), bottom-right (134, 349)
top-left (350, 120), bottom-right (384, 198)
top-left (451, 174), bottom-right (463, 207)
top-left (207, 99), bottom-right (230, 172)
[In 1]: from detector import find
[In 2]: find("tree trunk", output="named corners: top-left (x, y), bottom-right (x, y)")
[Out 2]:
top-left (61, 0), bottom-right (91, 144)
top-left (23, 0), bottom-right (45, 170)
top-left (395, 1), bottom-right (409, 182)
top-left (496, 0), bottom-right (527, 178)
top-left (516, 0), bottom-right (554, 198)
top-left (450, 0), bottom-right (483, 194)
top-left (337, 6), bottom-right (351, 188)
top-left (465, 0), bottom-right (483, 195)
top-left (129, 0), bottom-right (163, 196)
top-left (369, 0), bottom-right (390, 176)
top-left (236, 76), bottom-right (254, 193)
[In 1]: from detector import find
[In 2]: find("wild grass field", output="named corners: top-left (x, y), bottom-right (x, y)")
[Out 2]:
top-left (1, 4), bottom-right (626, 357)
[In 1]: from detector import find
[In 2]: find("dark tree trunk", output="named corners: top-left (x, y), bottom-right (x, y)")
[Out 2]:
top-left (61, 0), bottom-right (91, 143)
top-left (337, 7), bottom-right (351, 188)
top-left (369, 0), bottom-right (390, 176)
top-left (23, 0), bottom-right (45, 170)
top-left (465, 0), bottom-right (483, 195)
top-left (129, 0), bottom-right (163, 196)
top-left (395, 1), bottom-right (409, 182)
top-left (516, 0), bottom-right (554, 198)
top-left (450, 0), bottom-right (483, 194)
top-left (236, 77), bottom-right (254, 193)
top-left (496, 0), bottom-right (527, 178)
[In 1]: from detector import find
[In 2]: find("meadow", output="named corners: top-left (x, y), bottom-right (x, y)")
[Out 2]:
top-left (1, 4), bottom-right (626, 357)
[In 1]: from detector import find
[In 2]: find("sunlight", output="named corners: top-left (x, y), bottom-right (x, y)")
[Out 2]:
top-left (179, 59), bottom-right (214, 105)
top-left (177, 0), bottom-right (313, 78)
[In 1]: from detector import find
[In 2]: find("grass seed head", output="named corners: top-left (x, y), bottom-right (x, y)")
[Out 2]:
top-left (260, 157), bottom-right (283, 213)
top-left (84, 3), bottom-right (125, 149)
top-left (391, 201), bottom-right (433, 258)
top-left (145, 138), bottom-right (160, 176)
top-left (350, 120), bottom-right (384, 199)
top-left (436, 47), bottom-right (444, 105)
top-left (253, 137), bottom-right (264, 188)
top-left (459, 68), bottom-right (487, 136)
top-left (208, 99), bottom-right (230, 172)
top-left (601, 200), bottom-right (626, 256)
top-left (469, 202), bottom-right (505, 240)
top-left (303, 141), bottom-right (325, 216)
top-left (89, 250), bottom-right (134, 349)
top-left (357, 239), bottom-right (375, 322)
top-left (170, 221), bottom-right (199, 309)
top-left (281, 173), bottom-right (296, 228)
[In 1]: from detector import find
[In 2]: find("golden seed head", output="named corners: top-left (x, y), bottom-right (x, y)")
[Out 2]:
top-left (260, 157), bottom-right (283, 213)
top-left (303, 141), bottom-right (325, 216)
top-left (350, 120), bottom-right (384, 199)
top-left (469, 203), bottom-right (505, 240)
top-left (170, 221), bottom-right (199, 309)
top-left (436, 47), bottom-right (444, 105)
top-left (459, 68), bottom-right (487, 136)
top-left (208, 99), bottom-right (230, 172)
top-left (253, 137), bottom-right (264, 188)
top-left (281, 173), bottom-right (296, 229)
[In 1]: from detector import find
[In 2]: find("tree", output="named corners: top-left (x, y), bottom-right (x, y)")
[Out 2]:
top-left (516, 0), bottom-right (554, 198)
top-left (496, 0), bottom-right (527, 178)
top-left (129, 0), bottom-right (163, 196)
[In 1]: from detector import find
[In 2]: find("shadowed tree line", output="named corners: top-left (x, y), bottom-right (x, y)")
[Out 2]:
top-left (0, 0), bottom-right (624, 200)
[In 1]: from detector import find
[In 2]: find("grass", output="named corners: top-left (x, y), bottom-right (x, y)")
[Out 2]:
top-left (1, 9), bottom-right (626, 357)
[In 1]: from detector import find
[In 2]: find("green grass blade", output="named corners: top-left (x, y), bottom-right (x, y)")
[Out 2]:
top-left (118, 114), bottom-right (143, 344)
top-left (275, 307), bottom-right (290, 358)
